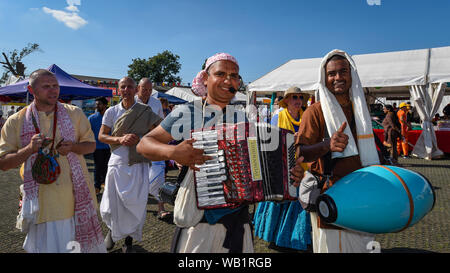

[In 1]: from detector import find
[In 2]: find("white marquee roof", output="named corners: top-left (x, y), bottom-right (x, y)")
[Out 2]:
top-left (248, 46), bottom-right (450, 97)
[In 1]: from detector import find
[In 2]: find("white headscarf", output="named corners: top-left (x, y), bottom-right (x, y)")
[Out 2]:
top-left (318, 49), bottom-right (379, 166)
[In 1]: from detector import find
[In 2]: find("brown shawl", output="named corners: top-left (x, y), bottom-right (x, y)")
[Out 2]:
top-left (110, 102), bottom-right (162, 165)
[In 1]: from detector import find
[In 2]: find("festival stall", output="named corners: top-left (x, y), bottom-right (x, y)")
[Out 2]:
top-left (0, 64), bottom-right (113, 101)
top-left (151, 89), bottom-right (187, 105)
top-left (248, 46), bottom-right (450, 159)
top-left (165, 87), bottom-right (201, 102)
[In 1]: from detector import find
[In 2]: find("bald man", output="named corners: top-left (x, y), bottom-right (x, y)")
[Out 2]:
top-left (135, 79), bottom-right (169, 220)
top-left (99, 77), bottom-right (162, 253)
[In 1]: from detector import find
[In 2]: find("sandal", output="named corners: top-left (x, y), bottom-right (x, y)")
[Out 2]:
top-left (157, 211), bottom-right (171, 220)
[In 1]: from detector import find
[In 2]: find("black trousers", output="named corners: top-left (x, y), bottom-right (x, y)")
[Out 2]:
top-left (93, 149), bottom-right (111, 190)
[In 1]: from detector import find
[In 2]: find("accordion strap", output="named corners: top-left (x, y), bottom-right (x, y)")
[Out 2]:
top-left (176, 166), bottom-right (189, 186)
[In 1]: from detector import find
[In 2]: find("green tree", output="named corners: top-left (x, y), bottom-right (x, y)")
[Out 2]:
top-left (127, 50), bottom-right (182, 84)
top-left (0, 43), bottom-right (42, 84)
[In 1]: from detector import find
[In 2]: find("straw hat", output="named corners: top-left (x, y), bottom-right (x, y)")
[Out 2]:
top-left (279, 86), bottom-right (310, 108)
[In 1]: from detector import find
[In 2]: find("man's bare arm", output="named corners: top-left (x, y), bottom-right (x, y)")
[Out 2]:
top-left (137, 125), bottom-right (211, 170)
top-left (57, 141), bottom-right (96, 156)
top-left (0, 146), bottom-right (34, 171)
top-left (136, 125), bottom-right (176, 161)
top-left (98, 125), bottom-right (121, 145)
top-left (298, 139), bottom-right (331, 163)
top-left (297, 121), bottom-right (349, 162)
top-left (0, 133), bottom-right (44, 171)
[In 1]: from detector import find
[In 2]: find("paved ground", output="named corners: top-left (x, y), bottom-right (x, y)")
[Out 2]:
top-left (0, 155), bottom-right (448, 253)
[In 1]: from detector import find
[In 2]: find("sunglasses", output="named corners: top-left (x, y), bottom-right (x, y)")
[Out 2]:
top-left (291, 95), bottom-right (304, 100)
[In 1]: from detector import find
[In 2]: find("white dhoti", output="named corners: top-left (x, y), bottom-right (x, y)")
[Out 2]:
top-left (176, 223), bottom-right (254, 253)
top-left (23, 217), bottom-right (107, 253)
top-left (310, 212), bottom-right (375, 253)
top-left (148, 161), bottom-right (166, 201)
top-left (100, 163), bottom-right (150, 242)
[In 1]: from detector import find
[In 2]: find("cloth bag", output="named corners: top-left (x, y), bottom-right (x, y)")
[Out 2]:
top-left (31, 150), bottom-right (61, 184)
top-left (173, 169), bottom-right (204, 228)
top-left (298, 171), bottom-right (323, 212)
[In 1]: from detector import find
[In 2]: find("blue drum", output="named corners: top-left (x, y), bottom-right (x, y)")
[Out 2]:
top-left (316, 165), bottom-right (435, 234)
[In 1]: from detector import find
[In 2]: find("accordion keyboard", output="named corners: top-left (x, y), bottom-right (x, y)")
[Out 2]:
top-left (192, 130), bottom-right (228, 208)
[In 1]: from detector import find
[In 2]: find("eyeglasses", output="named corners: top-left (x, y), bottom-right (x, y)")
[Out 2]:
top-left (291, 95), bottom-right (304, 100)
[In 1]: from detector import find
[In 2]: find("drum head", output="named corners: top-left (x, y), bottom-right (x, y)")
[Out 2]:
top-left (316, 194), bottom-right (338, 223)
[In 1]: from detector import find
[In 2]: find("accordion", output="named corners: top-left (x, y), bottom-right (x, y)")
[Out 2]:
top-left (192, 122), bottom-right (297, 210)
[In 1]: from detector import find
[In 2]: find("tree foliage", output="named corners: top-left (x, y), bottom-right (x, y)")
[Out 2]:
top-left (127, 50), bottom-right (182, 84)
top-left (0, 43), bottom-right (42, 84)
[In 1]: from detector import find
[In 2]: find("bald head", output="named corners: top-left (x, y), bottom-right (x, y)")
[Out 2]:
top-left (119, 76), bottom-right (136, 87)
top-left (118, 76), bottom-right (137, 101)
top-left (29, 69), bottom-right (57, 89)
top-left (138, 78), bottom-right (152, 87)
top-left (137, 78), bottom-right (152, 103)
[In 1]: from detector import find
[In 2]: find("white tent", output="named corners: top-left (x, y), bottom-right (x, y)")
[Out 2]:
top-left (248, 46), bottom-right (450, 159)
top-left (249, 46), bottom-right (450, 95)
top-left (165, 87), bottom-right (201, 102)
top-left (165, 86), bottom-right (247, 102)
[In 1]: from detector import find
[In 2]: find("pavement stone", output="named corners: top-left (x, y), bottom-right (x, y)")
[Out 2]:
top-left (0, 155), bottom-right (448, 253)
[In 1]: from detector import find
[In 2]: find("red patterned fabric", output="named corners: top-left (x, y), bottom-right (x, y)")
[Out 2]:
top-left (21, 102), bottom-right (103, 253)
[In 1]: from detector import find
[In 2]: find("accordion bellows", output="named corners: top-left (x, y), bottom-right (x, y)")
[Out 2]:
top-left (192, 122), bottom-right (297, 209)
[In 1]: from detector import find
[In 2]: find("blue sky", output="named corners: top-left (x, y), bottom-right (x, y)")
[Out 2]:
top-left (1, 0), bottom-right (449, 85)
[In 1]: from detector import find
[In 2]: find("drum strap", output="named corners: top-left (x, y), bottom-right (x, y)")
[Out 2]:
top-left (375, 165), bottom-right (414, 232)
top-left (319, 124), bottom-right (338, 189)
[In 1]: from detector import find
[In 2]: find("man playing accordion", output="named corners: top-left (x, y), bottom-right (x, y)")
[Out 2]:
top-left (137, 53), bottom-right (306, 253)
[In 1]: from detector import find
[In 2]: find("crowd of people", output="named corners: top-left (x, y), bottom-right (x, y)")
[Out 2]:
top-left (0, 49), bottom-right (444, 253)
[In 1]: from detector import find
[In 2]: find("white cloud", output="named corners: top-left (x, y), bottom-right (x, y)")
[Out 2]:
top-left (65, 5), bottom-right (79, 12)
top-left (67, 0), bottom-right (81, 6)
top-left (42, 0), bottom-right (87, 30)
top-left (66, 0), bottom-right (81, 12)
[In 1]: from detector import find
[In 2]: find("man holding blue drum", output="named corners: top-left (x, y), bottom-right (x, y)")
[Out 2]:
top-left (295, 50), bottom-right (381, 253)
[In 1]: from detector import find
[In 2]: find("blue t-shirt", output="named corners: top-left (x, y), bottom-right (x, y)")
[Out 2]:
top-left (161, 102), bottom-right (246, 224)
top-left (88, 112), bottom-right (109, 150)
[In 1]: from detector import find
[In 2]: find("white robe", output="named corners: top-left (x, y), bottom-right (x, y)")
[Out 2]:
top-left (148, 161), bottom-right (166, 201)
top-left (176, 223), bottom-right (254, 253)
top-left (310, 212), bottom-right (376, 253)
top-left (100, 163), bottom-right (150, 242)
top-left (24, 217), bottom-right (106, 253)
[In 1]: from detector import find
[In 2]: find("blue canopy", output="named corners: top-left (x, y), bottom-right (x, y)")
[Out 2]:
top-left (152, 90), bottom-right (187, 105)
top-left (0, 64), bottom-right (112, 100)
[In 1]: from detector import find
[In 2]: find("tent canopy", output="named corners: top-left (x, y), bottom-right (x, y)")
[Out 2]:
top-left (165, 87), bottom-right (247, 102)
top-left (248, 46), bottom-right (450, 97)
top-left (0, 64), bottom-right (113, 100)
top-left (151, 89), bottom-right (187, 104)
top-left (165, 87), bottom-right (201, 102)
